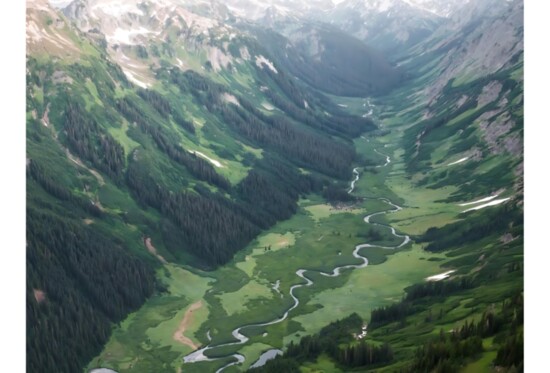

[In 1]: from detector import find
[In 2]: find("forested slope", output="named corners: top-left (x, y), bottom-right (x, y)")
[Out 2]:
top-left (25, 1), bottom-right (379, 371)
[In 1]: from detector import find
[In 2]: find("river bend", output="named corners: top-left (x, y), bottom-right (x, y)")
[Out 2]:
top-left (183, 145), bottom-right (409, 371)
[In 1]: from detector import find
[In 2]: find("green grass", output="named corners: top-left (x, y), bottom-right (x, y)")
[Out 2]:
top-left (218, 279), bottom-right (275, 316)
top-left (290, 244), bottom-right (447, 340)
top-left (87, 128), bottom-right (466, 372)
top-left (239, 343), bottom-right (275, 370)
top-left (84, 78), bottom-right (103, 107)
top-left (87, 266), bottom-right (213, 372)
top-left (84, 56), bottom-right (522, 373)
top-left (33, 85), bottom-right (44, 106)
top-left (235, 232), bottom-right (297, 277)
top-left (96, 180), bottom-right (436, 371)
top-left (461, 351), bottom-right (498, 373)
top-left (304, 203), bottom-right (366, 223)
top-left (301, 353), bottom-right (342, 372)
top-left (108, 120), bottom-right (140, 155)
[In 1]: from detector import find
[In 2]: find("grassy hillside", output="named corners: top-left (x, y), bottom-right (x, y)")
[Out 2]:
top-left (248, 47), bottom-right (523, 373)
top-left (26, 2), bottom-right (522, 372)
top-left (26, 3), bottom-right (383, 372)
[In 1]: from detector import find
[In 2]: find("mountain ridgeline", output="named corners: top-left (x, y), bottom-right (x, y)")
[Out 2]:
top-left (26, 0), bottom-right (523, 372)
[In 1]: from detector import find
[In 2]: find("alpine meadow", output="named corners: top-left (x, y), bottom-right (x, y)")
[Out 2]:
top-left (26, 0), bottom-right (524, 372)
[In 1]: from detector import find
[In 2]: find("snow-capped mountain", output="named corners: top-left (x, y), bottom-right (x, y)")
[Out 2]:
top-left (62, 0), bottom-right (229, 41)
top-left (54, 0), bottom-right (403, 95)
top-left (58, 0), bottom-right (244, 88)
top-left (399, 0), bottom-right (470, 18)
top-left (51, 0), bottom-right (479, 56)
top-left (201, 0), bottom-right (471, 54)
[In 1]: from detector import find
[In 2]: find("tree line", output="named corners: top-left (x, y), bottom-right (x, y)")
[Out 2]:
top-left (63, 100), bottom-right (125, 182)
top-left (27, 159), bottom-right (103, 217)
top-left (369, 277), bottom-right (476, 329)
top-left (116, 96), bottom-right (230, 190)
top-left (249, 313), bottom-right (393, 372)
top-left (257, 66), bottom-right (376, 138)
top-left (126, 152), bottom-right (322, 267)
top-left (419, 203), bottom-right (522, 252)
top-left (169, 69), bottom-right (363, 179)
top-left (407, 293), bottom-right (523, 372)
top-left (27, 209), bottom-right (156, 373)
top-left (137, 87), bottom-right (196, 134)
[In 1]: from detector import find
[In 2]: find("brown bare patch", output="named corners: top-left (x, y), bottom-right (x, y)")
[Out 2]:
top-left (83, 219), bottom-right (94, 225)
top-left (276, 238), bottom-right (289, 248)
top-left (144, 237), bottom-right (168, 264)
top-left (173, 300), bottom-right (203, 350)
top-left (33, 289), bottom-right (46, 304)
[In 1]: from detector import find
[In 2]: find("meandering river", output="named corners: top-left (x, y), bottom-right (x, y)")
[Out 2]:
top-left (183, 144), bottom-right (410, 372)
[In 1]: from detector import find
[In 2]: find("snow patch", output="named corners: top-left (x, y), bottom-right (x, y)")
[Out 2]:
top-left (458, 194), bottom-right (502, 207)
top-left (107, 27), bottom-right (158, 45)
top-left (91, 1), bottom-right (144, 17)
top-left (462, 198), bottom-right (511, 213)
top-left (190, 151), bottom-right (224, 168)
top-left (121, 68), bottom-right (149, 89)
top-left (447, 157), bottom-right (469, 166)
top-left (262, 102), bottom-right (274, 111)
top-left (426, 270), bottom-right (456, 282)
top-left (255, 55), bottom-right (278, 74)
top-left (362, 109), bottom-right (373, 117)
top-left (221, 93), bottom-right (240, 107)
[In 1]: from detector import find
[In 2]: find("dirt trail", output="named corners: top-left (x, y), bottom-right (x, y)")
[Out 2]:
top-left (65, 149), bottom-right (106, 186)
top-left (173, 300), bottom-right (203, 350)
top-left (144, 237), bottom-right (168, 264)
